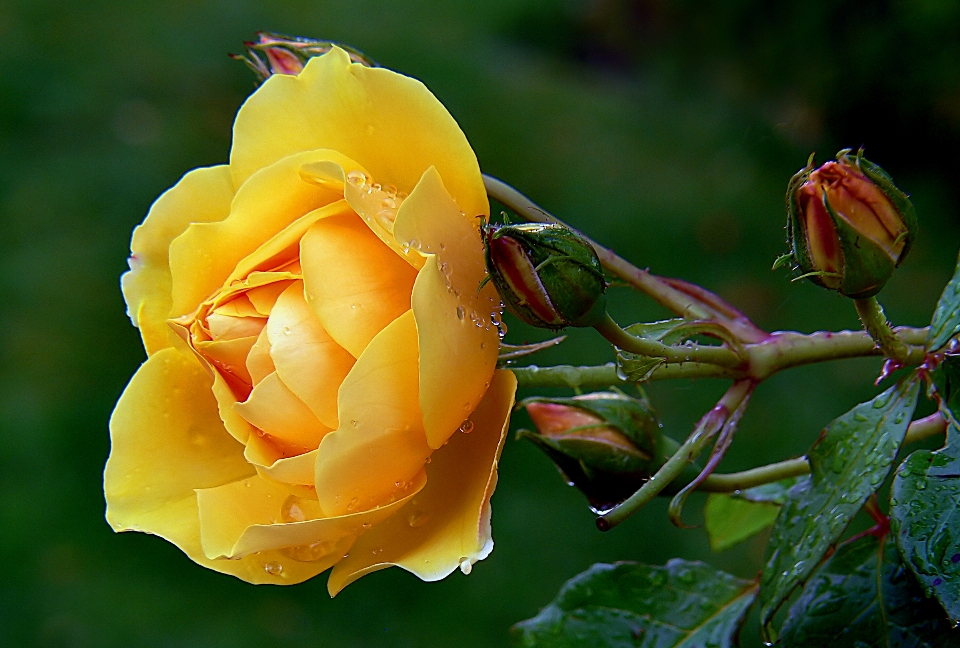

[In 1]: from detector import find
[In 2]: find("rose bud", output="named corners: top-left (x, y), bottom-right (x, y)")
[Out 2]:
top-left (483, 222), bottom-right (606, 329)
top-left (784, 148), bottom-right (917, 298)
top-left (517, 391), bottom-right (684, 513)
top-left (231, 32), bottom-right (376, 83)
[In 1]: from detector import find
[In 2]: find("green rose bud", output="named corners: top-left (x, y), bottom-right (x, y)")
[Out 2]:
top-left (517, 391), bottom-right (695, 513)
top-left (783, 148), bottom-right (917, 298)
top-left (482, 222), bottom-right (606, 329)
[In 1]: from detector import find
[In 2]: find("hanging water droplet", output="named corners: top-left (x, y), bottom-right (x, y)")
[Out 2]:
top-left (459, 558), bottom-right (473, 575)
top-left (459, 419), bottom-right (474, 434)
top-left (346, 170), bottom-right (367, 187)
top-left (264, 561), bottom-right (284, 576)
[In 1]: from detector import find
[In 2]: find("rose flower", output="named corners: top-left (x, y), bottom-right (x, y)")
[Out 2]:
top-left (105, 48), bottom-right (516, 592)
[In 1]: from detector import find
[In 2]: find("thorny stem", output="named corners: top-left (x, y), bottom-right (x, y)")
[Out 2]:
top-left (596, 380), bottom-right (755, 530)
top-left (854, 296), bottom-right (911, 363)
top-left (593, 312), bottom-right (745, 369)
top-left (509, 326), bottom-right (930, 389)
top-left (694, 411), bottom-right (946, 493)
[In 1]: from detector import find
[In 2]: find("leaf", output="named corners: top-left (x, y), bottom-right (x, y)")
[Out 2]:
top-left (730, 477), bottom-right (803, 505)
top-left (705, 494), bottom-right (780, 552)
top-left (615, 320), bottom-right (683, 382)
top-left (511, 561), bottom-right (758, 648)
top-left (927, 249), bottom-right (960, 352)
top-left (758, 373), bottom-right (922, 635)
top-left (890, 432), bottom-right (960, 624)
top-left (929, 354), bottom-right (960, 433)
top-left (780, 533), bottom-right (955, 647)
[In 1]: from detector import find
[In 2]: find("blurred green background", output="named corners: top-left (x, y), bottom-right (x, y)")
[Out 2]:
top-left (2, 0), bottom-right (959, 646)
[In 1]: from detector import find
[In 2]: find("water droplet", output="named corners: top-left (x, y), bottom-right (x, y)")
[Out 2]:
top-left (375, 209), bottom-right (396, 230)
top-left (347, 497), bottom-right (360, 511)
top-left (383, 184), bottom-right (397, 198)
top-left (456, 305), bottom-right (465, 320)
top-left (408, 510), bottom-right (429, 527)
top-left (459, 419), bottom-right (474, 434)
top-left (350, 303), bottom-right (358, 310)
top-left (394, 480), bottom-right (406, 490)
top-left (440, 262), bottom-right (451, 276)
top-left (425, 456), bottom-right (432, 464)
top-left (459, 558), bottom-right (473, 575)
top-left (346, 170), bottom-right (367, 187)
top-left (281, 495), bottom-right (306, 523)
top-left (282, 540), bottom-right (336, 562)
top-left (409, 238), bottom-right (421, 251)
top-left (264, 561), bottom-right (284, 576)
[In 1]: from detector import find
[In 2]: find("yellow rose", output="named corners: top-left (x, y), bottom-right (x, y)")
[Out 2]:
top-left (104, 47), bottom-right (516, 593)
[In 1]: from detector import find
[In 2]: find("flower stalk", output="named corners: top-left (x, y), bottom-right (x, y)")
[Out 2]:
top-left (853, 296), bottom-right (911, 362)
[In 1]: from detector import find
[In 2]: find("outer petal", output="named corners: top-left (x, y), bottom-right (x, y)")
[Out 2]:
top-left (231, 48), bottom-right (487, 223)
top-left (300, 213), bottom-right (418, 358)
top-left (327, 370), bottom-right (516, 595)
top-left (196, 471), bottom-right (425, 560)
top-left (167, 151), bottom-right (355, 319)
top-left (121, 166), bottom-right (234, 355)
top-left (267, 282), bottom-right (355, 429)
top-left (394, 167), bottom-right (500, 448)
top-left (314, 311), bottom-right (431, 517)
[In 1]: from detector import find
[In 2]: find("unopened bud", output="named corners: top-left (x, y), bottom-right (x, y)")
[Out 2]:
top-left (483, 222), bottom-right (606, 330)
top-left (782, 149), bottom-right (917, 298)
top-left (518, 391), bottom-right (666, 512)
top-left (231, 32), bottom-right (377, 84)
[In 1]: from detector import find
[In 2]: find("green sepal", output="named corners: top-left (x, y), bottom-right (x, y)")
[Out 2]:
top-left (785, 156), bottom-right (819, 284)
top-left (847, 149), bottom-right (918, 265)
top-left (823, 195), bottom-right (897, 298)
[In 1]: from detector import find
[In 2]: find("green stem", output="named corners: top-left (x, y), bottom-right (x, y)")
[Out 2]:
top-left (695, 411), bottom-right (946, 493)
top-left (593, 312), bottom-right (744, 369)
top-left (853, 296), bottom-right (911, 363)
top-left (483, 174), bottom-right (713, 320)
top-left (596, 379), bottom-right (754, 530)
top-left (510, 362), bottom-right (736, 390)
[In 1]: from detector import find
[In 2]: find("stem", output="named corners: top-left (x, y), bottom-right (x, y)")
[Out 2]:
top-left (695, 411), bottom-right (946, 493)
top-left (511, 362), bottom-right (737, 390)
top-left (484, 174), bottom-right (714, 321)
top-left (593, 312), bottom-right (744, 368)
top-left (596, 380), bottom-right (754, 530)
top-left (854, 296), bottom-right (911, 363)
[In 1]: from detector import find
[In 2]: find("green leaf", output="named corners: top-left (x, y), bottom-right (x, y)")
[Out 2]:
top-left (890, 432), bottom-right (960, 624)
top-left (705, 494), bottom-right (780, 552)
top-left (929, 354), bottom-right (960, 434)
top-left (511, 561), bottom-right (757, 648)
top-left (731, 477), bottom-right (803, 505)
top-left (927, 249), bottom-right (960, 352)
top-left (780, 533), bottom-right (955, 647)
top-left (758, 373), bottom-right (922, 636)
top-left (615, 320), bottom-right (683, 382)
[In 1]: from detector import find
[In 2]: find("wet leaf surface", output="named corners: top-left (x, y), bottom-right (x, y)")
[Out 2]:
top-left (928, 251), bottom-right (960, 352)
top-left (890, 432), bottom-right (960, 624)
top-left (511, 561), bottom-right (757, 648)
top-left (731, 477), bottom-right (803, 505)
top-left (758, 374), bottom-right (922, 635)
top-left (780, 533), bottom-right (955, 647)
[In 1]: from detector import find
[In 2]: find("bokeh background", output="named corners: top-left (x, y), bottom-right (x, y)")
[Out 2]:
top-left (2, 1), bottom-right (960, 646)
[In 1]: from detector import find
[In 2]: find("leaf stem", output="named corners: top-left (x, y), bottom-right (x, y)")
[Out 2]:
top-left (695, 411), bottom-right (946, 493)
top-left (853, 296), bottom-right (911, 363)
top-left (596, 380), bottom-right (755, 530)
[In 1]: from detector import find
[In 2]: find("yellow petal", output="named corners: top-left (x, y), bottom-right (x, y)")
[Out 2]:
top-left (300, 213), bottom-right (417, 358)
top-left (393, 167), bottom-right (500, 448)
top-left (245, 325), bottom-right (275, 386)
top-left (196, 471), bottom-right (425, 560)
top-left (245, 440), bottom-right (318, 487)
top-left (168, 150), bottom-right (356, 319)
top-left (267, 282), bottom-right (355, 429)
top-left (246, 280), bottom-right (295, 315)
top-left (234, 372), bottom-right (332, 454)
top-left (314, 310), bottom-right (430, 516)
top-left (194, 336), bottom-right (258, 386)
top-left (230, 48), bottom-right (487, 224)
top-left (122, 166), bottom-right (234, 355)
top-left (327, 370), bottom-right (516, 595)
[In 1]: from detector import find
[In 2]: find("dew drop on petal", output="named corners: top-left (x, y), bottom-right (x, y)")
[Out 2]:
top-left (264, 561), bottom-right (284, 576)
top-left (407, 510), bottom-right (429, 528)
top-left (459, 419), bottom-right (474, 434)
top-left (280, 495), bottom-right (306, 523)
top-left (459, 558), bottom-right (473, 575)
top-left (456, 305), bottom-right (465, 320)
top-left (346, 170), bottom-right (367, 187)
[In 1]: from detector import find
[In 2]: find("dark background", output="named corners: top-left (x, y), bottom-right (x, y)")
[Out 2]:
top-left (2, 1), bottom-right (959, 646)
